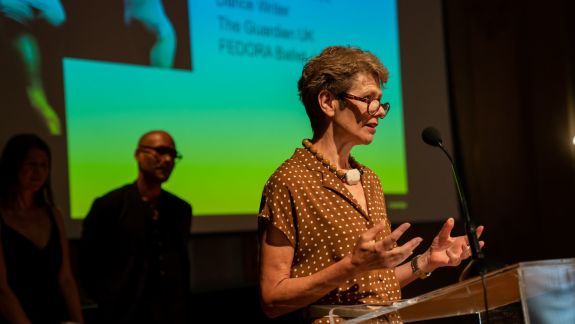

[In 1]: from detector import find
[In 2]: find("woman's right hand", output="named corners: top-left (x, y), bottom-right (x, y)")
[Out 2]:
top-left (349, 222), bottom-right (422, 272)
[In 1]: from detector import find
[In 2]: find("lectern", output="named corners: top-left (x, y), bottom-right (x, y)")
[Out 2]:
top-left (319, 258), bottom-right (575, 323)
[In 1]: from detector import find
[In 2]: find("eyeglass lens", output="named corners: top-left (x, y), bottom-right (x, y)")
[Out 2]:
top-left (141, 146), bottom-right (180, 160)
top-left (367, 100), bottom-right (389, 116)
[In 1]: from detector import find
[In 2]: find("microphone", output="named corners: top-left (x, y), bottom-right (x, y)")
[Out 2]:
top-left (421, 127), bottom-right (486, 279)
top-left (421, 127), bottom-right (443, 147)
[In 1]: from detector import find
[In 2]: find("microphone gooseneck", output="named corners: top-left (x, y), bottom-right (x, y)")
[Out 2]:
top-left (421, 127), bottom-right (485, 274)
top-left (421, 126), bottom-right (502, 324)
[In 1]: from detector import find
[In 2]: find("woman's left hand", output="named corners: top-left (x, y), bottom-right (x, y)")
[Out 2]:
top-left (420, 218), bottom-right (485, 272)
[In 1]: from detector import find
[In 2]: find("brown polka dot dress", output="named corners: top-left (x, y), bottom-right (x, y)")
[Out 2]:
top-left (259, 148), bottom-right (403, 323)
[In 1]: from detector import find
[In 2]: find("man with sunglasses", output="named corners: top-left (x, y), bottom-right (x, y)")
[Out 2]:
top-left (80, 130), bottom-right (192, 324)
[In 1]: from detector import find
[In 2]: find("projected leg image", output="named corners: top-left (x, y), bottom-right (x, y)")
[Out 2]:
top-left (124, 0), bottom-right (176, 68)
top-left (0, 0), bottom-right (67, 136)
top-left (19, 35), bottom-right (61, 135)
top-left (62, 0), bottom-right (192, 71)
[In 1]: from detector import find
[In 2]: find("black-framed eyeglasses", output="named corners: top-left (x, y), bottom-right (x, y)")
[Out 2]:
top-left (139, 145), bottom-right (182, 161)
top-left (340, 93), bottom-right (391, 118)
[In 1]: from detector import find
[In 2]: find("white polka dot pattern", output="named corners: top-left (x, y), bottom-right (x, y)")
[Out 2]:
top-left (259, 148), bottom-right (403, 323)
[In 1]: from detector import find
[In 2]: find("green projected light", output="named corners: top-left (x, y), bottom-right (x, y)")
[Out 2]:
top-left (65, 0), bottom-right (407, 218)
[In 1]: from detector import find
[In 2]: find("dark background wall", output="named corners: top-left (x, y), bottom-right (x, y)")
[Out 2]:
top-left (444, 0), bottom-right (575, 266)
top-left (72, 0), bottom-right (575, 322)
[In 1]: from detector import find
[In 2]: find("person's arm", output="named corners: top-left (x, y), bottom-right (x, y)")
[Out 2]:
top-left (259, 221), bottom-right (421, 318)
top-left (181, 202), bottom-right (192, 294)
top-left (0, 237), bottom-right (32, 324)
top-left (394, 261), bottom-right (420, 288)
top-left (53, 208), bottom-right (84, 324)
top-left (394, 218), bottom-right (485, 287)
top-left (79, 197), bottom-right (111, 302)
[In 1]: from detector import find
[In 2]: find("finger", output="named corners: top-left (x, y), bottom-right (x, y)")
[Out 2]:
top-left (461, 241), bottom-right (484, 258)
top-left (475, 225), bottom-right (484, 238)
top-left (378, 238), bottom-right (422, 266)
top-left (461, 246), bottom-right (471, 260)
top-left (369, 240), bottom-right (377, 253)
top-left (359, 239), bottom-right (377, 253)
top-left (381, 223), bottom-right (411, 249)
top-left (446, 248), bottom-right (460, 265)
top-left (392, 222), bottom-right (412, 236)
top-left (377, 236), bottom-right (422, 257)
top-left (397, 237), bottom-right (423, 254)
top-left (462, 225), bottom-right (485, 246)
top-left (436, 218), bottom-right (455, 243)
top-left (452, 241), bottom-right (466, 257)
top-left (360, 222), bottom-right (388, 243)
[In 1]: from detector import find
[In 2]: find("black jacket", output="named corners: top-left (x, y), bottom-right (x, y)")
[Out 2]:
top-left (79, 183), bottom-right (192, 324)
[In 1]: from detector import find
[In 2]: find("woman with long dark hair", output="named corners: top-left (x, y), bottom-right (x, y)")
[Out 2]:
top-left (0, 134), bottom-right (83, 324)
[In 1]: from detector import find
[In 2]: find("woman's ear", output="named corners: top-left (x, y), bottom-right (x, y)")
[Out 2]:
top-left (318, 89), bottom-right (337, 118)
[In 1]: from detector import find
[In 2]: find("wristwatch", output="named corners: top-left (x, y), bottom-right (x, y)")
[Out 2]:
top-left (411, 254), bottom-right (432, 279)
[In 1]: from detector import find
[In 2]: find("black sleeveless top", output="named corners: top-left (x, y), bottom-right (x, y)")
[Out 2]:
top-left (0, 207), bottom-right (68, 324)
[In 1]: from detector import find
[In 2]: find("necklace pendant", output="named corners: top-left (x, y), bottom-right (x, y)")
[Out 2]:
top-left (302, 139), bottom-right (363, 186)
top-left (345, 169), bottom-right (362, 185)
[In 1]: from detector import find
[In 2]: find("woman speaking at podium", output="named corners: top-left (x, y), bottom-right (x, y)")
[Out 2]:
top-left (257, 46), bottom-right (484, 323)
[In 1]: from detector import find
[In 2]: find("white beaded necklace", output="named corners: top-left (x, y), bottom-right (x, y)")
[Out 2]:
top-left (302, 139), bottom-right (362, 185)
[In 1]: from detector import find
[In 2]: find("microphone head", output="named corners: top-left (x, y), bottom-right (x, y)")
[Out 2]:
top-left (422, 127), bottom-right (443, 147)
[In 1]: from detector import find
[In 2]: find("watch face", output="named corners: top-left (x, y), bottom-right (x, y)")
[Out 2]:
top-left (411, 255), bottom-right (421, 272)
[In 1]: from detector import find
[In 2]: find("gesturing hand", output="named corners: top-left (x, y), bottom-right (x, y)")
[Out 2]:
top-left (423, 218), bottom-right (485, 272)
top-left (350, 222), bottom-right (423, 272)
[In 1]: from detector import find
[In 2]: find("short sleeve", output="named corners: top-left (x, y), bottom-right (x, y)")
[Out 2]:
top-left (258, 176), bottom-right (296, 246)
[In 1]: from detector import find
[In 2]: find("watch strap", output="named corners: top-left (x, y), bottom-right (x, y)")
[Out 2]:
top-left (411, 254), bottom-right (432, 279)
